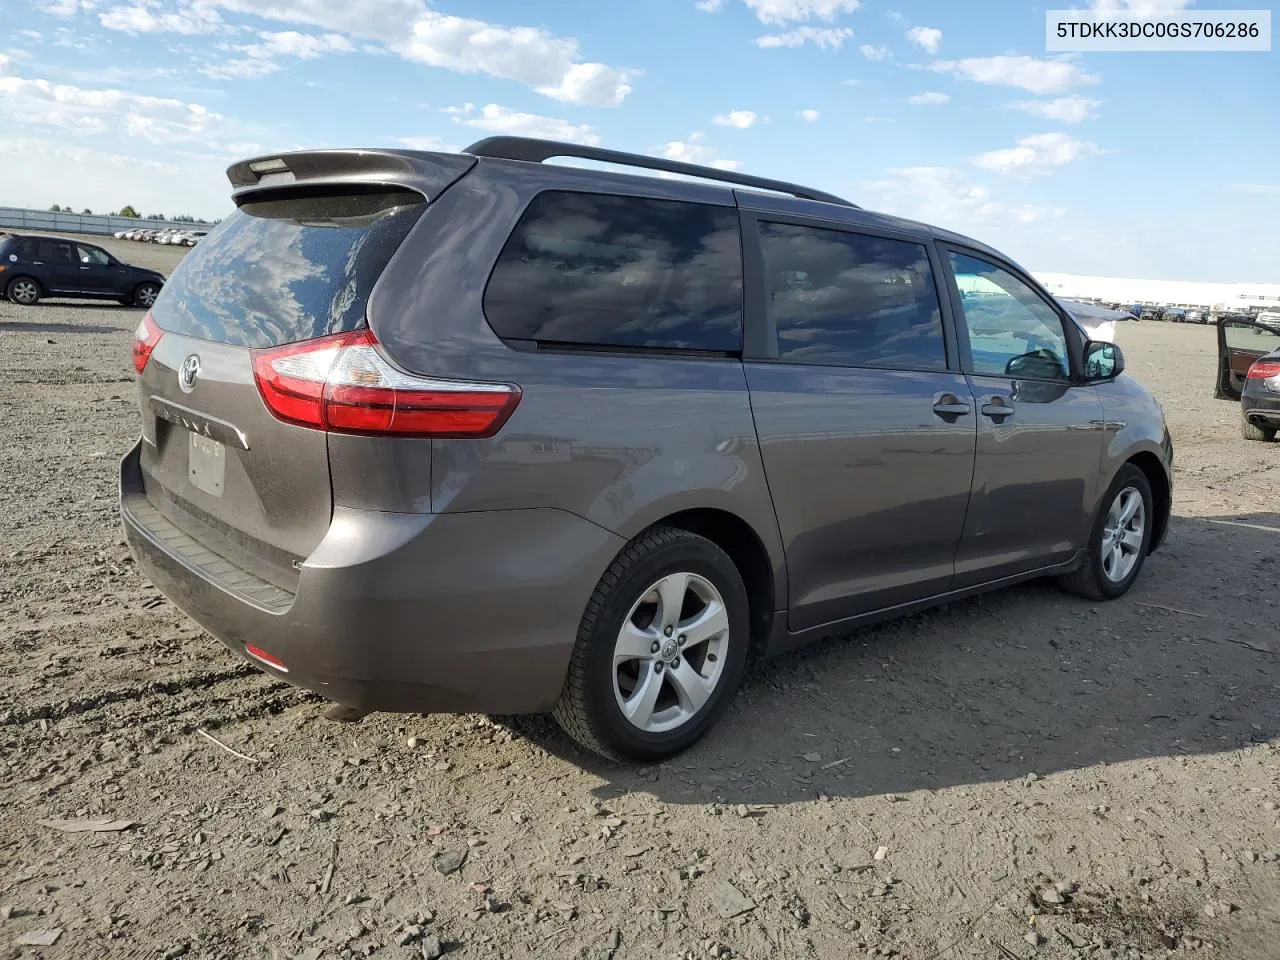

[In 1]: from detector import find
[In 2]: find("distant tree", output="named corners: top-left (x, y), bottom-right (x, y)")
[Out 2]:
top-left (150, 213), bottom-right (167, 221)
top-left (82, 208), bottom-right (92, 215)
top-left (49, 204), bottom-right (61, 212)
top-left (118, 205), bottom-right (140, 218)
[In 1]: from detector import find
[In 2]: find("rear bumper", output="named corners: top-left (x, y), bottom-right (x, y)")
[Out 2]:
top-left (120, 440), bottom-right (624, 714)
top-left (1241, 391), bottom-right (1280, 427)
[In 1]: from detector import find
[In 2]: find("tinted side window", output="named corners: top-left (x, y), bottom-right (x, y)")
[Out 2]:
top-left (758, 222), bottom-right (947, 370)
top-left (37, 240), bottom-right (75, 263)
top-left (12, 238), bottom-right (38, 259)
top-left (484, 191), bottom-right (743, 353)
top-left (948, 252), bottom-right (1070, 381)
top-left (76, 244), bottom-right (111, 266)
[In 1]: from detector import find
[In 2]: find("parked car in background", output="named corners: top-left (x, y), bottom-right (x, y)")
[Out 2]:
top-left (180, 231), bottom-right (208, 247)
top-left (0, 233), bottom-right (164, 307)
top-left (1163, 307), bottom-right (1187, 322)
top-left (1184, 308), bottom-right (1205, 324)
top-left (1140, 305), bottom-right (1164, 321)
top-left (120, 137), bottom-right (1173, 761)
top-left (1257, 310), bottom-right (1280, 333)
top-left (1059, 298), bottom-right (1136, 345)
top-left (1217, 318), bottom-right (1280, 441)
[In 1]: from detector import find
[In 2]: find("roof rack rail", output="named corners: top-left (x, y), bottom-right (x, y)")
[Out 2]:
top-left (462, 136), bottom-right (857, 209)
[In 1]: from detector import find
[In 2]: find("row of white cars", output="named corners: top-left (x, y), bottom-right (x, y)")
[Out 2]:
top-left (113, 227), bottom-right (208, 247)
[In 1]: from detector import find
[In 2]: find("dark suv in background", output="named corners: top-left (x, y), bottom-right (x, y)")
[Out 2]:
top-left (121, 138), bottom-right (1173, 761)
top-left (1, 233), bottom-right (164, 307)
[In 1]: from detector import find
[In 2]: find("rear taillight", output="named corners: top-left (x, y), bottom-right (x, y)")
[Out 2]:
top-left (132, 310), bottom-right (163, 374)
top-left (1246, 361), bottom-right (1280, 380)
top-left (251, 329), bottom-right (520, 438)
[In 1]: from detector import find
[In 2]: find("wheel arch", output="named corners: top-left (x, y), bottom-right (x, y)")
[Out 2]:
top-left (1124, 451), bottom-right (1170, 553)
top-left (6, 274), bottom-right (43, 301)
top-left (645, 507), bottom-right (779, 661)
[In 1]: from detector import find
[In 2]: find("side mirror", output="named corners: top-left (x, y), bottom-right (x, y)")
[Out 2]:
top-left (1005, 351), bottom-right (1068, 380)
top-left (1084, 340), bottom-right (1124, 380)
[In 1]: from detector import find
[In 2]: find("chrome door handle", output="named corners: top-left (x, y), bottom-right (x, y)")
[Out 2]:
top-left (932, 393), bottom-right (971, 420)
top-left (980, 396), bottom-right (1014, 421)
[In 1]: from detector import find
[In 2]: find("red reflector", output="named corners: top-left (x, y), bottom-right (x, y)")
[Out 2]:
top-left (1246, 361), bottom-right (1280, 380)
top-left (252, 329), bottom-right (520, 438)
top-left (245, 643), bottom-right (288, 672)
top-left (132, 310), bottom-right (164, 374)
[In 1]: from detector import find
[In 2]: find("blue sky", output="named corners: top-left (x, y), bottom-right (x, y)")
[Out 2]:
top-left (2, 0), bottom-right (1276, 280)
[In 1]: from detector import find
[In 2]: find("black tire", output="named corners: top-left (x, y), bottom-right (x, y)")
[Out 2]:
top-left (1059, 464), bottom-right (1154, 601)
top-left (6, 276), bottom-right (42, 306)
top-left (1241, 418), bottom-right (1277, 442)
top-left (133, 282), bottom-right (160, 308)
top-left (553, 525), bottom-right (751, 762)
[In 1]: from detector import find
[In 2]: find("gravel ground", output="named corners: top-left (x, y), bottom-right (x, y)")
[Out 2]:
top-left (1, 250), bottom-right (1278, 960)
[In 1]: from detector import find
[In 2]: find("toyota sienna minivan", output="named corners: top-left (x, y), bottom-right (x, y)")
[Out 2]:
top-left (121, 137), bottom-right (1173, 760)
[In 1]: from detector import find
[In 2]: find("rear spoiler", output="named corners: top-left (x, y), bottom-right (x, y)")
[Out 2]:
top-left (226, 149), bottom-right (476, 204)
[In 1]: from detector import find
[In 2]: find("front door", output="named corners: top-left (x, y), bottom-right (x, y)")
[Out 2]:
top-left (73, 243), bottom-right (118, 295)
top-left (1216, 319), bottom-right (1280, 399)
top-left (943, 249), bottom-right (1106, 587)
top-left (743, 218), bottom-right (976, 631)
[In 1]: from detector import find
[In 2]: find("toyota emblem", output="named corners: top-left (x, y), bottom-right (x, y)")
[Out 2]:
top-left (178, 354), bottom-right (201, 393)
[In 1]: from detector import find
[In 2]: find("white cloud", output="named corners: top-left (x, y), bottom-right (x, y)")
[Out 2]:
top-left (393, 11), bottom-right (633, 107)
top-left (862, 166), bottom-right (1065, 230)
top-left (713, 109), bottom-right (759, 129)
top-left (755, 26), bottom-right (853, 49)
top-left (1089, 0), bottom-right (1194, 13)
top-left (39, 0), bottom-right (95, 16)
top-left (695, 0), bottom-right (724, 9)
top-left (859, 43), bottom-right (890, 60)
top-left (99, 2), bottom-right (224, 35)
top-left (445, 103), bottom-right (599, 146)
top-left (0, 136), bottom-right (232, 219)
top-left (1231, 184), bottom-right (1280, 196)
top-left (250, 30), bottom-right (353, 58)
top-left (741, 0), bottom-right (860, 24)
top-left (1010, 95), bottom-right (1103, 123)
top-left (931, 56), bottom-right (1100, 95)
top-left (211, 0), bottom-right (424, 40)
top-left (396, 135), bottom-right (459, 152)
top-left (186, 1), bottom-right (637, 106)
top-left (972, 132), bottom-right (1102, 179)
top-left (798, 108), bottom-right (820, 122)
top-left (199, 29), bottom-right (352, 79)
top-left (908, 91), bottom-right (950, 105)
top-left (661, 131), bottom-right (739, 170)
top-left (906, 25), bottom-right (941, 53)
top-left (0, 71), bottom-right (221, 144)
top-left (201, 58), bottom-right (282, 80)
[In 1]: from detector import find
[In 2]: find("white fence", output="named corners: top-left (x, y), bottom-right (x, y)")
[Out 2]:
top-left (0, 207), bottom-right (215, 238)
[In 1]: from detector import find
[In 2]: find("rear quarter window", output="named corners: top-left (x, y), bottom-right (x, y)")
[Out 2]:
top-left (151, 190), bottom-right (425, 348)
top-left (483, 191), bottom-right (744, 353)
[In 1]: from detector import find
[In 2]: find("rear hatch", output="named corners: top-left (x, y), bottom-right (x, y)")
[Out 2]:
top-left (134, 178), bottom-right (442, 591)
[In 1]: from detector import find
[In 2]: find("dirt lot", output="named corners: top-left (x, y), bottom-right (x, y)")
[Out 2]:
top-left (1, 245), bottom-right (1278, 960)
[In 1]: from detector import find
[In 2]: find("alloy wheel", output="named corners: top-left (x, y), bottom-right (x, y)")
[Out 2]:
top-left (1100, 486), bottom-right (1145, 583)
top-left (612, 571), bottom-right (729, 734)
top-left (11, 280), bottom-right (38, 304)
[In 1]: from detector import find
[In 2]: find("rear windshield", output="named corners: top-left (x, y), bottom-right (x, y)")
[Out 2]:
top-left (151, 190), bottom-right (425, 348)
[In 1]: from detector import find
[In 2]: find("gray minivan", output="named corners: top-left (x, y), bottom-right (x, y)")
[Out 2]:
top-left (121, 138), bottom-right (1173, 760)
